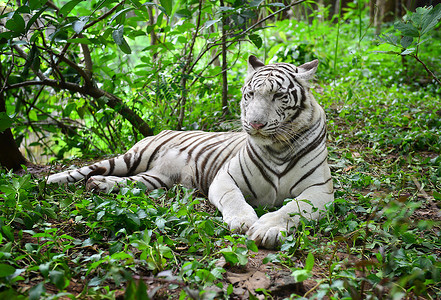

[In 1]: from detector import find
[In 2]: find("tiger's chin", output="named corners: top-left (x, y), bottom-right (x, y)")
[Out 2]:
top-left (246, 130), bottom-right (294, 147)
top-left (246, 131), bottom-right (274, 145)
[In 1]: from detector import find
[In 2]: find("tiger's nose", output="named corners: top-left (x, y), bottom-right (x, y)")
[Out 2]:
top-left (250, 121), bottom-right (266, 129)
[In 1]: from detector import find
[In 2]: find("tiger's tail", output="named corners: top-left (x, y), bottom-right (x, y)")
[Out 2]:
top-left (46, 155), bottom-right (127, 184)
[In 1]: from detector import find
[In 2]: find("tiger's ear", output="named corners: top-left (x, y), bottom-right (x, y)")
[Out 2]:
top-left (248, 55), bottom-right (265, 75)
top-left (296, 59), bottom-right (319, 81)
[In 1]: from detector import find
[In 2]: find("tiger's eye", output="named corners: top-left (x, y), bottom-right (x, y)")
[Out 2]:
top-left (274, 92), bottom-right (285, 98)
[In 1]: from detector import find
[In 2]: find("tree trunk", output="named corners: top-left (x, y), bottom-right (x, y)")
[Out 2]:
top-left (0, 92), bottom-right (29, 171)
top-left (220, 0), bottom-right (230, 117)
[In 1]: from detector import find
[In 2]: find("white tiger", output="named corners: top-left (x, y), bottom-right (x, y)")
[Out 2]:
top-left (47, 56), bottom-right (334, 249)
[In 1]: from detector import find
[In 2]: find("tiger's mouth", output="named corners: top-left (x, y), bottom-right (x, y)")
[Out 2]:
top-left (244, 126), bottom-right (275, 139)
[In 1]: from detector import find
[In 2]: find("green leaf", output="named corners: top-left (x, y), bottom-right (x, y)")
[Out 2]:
top-left (245, 239), bottom-right (258, 252)
top-left (5, 14), bottom-right (26, 34)
top-left (39, 262), bottom-right (50, 278)
top-left (73, 17), bottom-right (88, 34)
top-left (175, 8), bottom-right (191, 18)
top-left (220, 248), bottom-right (239, 265)
top-left (112, 25), bottom-right (132, 54)
top-left (0, 112), bottom-right (14, 132)
top-left (378, 33), bottom-right (399, 46)
top-left (401, 48), bottom-right (415, 55)
top-left (0, 264), bottom-right (15, 277)
top-left (66, 38), bottom-right (92, 44)
top-left (59, 0), bottom-right (84, 17)
top-left (109, 242), bottom-right (123, 255)
top-left (159, 0), bottom-right (172, 16)
top-left (305, 252), bottom-right (314, 271)
top-left (28, 282), bottom-right (45, 300)
top-left (22, 44), bottom-right (40, 78)
top-left (433, 191), bottom-right (441, 200)
top-left (49, 270), bottom-right (67, 290)
top-left (394, 22), bottom-right (420, 38)
top-left (400, 36), bottom-right (413, 48)
top-left (249, 34), bottom-right (262, 49)
top-left (291, 269), bottom-right (311, 282)
top-left (108, 7), bottom-right (133, 25)
top-left (135, 280), bottom-right (149, 300)
top-left (421, 3), bottom-right (441, 36)
top-left (1, 226), bottom-right (14, 241)
top-left (249, 0), bottom-right (264, 7)
top-left (29, 0), bottom-right (49, 10)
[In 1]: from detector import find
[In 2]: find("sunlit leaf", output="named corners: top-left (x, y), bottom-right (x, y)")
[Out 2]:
top-left (73, 16), bottom-right (88, 34)
top-left (291, 269), bottom-right (311, 282)
top-left (305, 252), bottom-right (314, 271)
top-left (159, 0), bottom-right (172, 16)
top-left (401, 47), bottom-right (415, 55)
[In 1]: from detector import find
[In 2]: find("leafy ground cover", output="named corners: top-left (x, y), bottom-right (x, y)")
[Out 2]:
top-left (1, 3), bottom-right (441, 299)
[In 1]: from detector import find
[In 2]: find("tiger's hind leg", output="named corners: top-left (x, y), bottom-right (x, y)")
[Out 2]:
top-left (86, 170), bottom-right (174, 193)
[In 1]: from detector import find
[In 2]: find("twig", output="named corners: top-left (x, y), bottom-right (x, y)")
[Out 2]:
top-left (411, 54), bottom-right (441, 86)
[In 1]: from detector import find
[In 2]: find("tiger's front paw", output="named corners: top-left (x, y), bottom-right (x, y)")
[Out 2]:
top-left (246, 213), bottom-right (295, 249)
top-left (223, 212), bottom-right (258, 234)
top-left (86, 176), bottom-right (120, 193)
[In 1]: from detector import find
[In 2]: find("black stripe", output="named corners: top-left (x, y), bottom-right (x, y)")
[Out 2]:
top-left (301, 139), bottom-right (326, 168)
top-left (281, 120), bottom-right (326, 176)
top-left (203, 136), bottom-right (246, 192)
top-left (289, 156), bottom-right (329, 194)
top-left (178, 131), bottom-right (208, 152)
top-left (108, 158), bottom-right (115, 174)
top-left (145, 131), bottom-right (183, 170)
top-left (128, 146), bottom-right (149, 175)
top-left (123, 153), bottom-right (132, 170)
top-left (246, 143), bottom-right (277, 190)
top-left (196, 140), bottom-right (226, 192)
top-left (149, 175), bottom-right (168, 188)
top-left (139, 175), bottom-right (156, 188)
top-left (294, 177), bottom-right (333, 197)
top-left (239, 154), bottom-right (258, 199)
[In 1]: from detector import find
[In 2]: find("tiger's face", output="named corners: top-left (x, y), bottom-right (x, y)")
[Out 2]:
top-left (240, 56), bottom-right (319, 144)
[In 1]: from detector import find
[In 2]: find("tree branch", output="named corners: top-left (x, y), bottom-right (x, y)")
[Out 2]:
top-left (6, 79), bottom-right (154, 137)
top-left (79, 34), bottom-right (93, 83)
top-left (411, 54), bottom-right (441, 86)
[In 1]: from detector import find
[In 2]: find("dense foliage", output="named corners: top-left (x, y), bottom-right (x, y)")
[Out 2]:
top-left (1, 0), bottom-right (441, 298)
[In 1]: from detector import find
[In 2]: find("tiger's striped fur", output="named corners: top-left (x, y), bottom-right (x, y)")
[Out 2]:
top-left (47, 56), bottom-right (333, 249)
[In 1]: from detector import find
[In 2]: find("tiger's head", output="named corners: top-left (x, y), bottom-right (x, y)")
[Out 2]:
top-left (241, 56), bottom-right (320, 145)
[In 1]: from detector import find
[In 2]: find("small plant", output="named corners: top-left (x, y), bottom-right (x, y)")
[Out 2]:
top-left (378, 4), bottom-right (441, 85)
